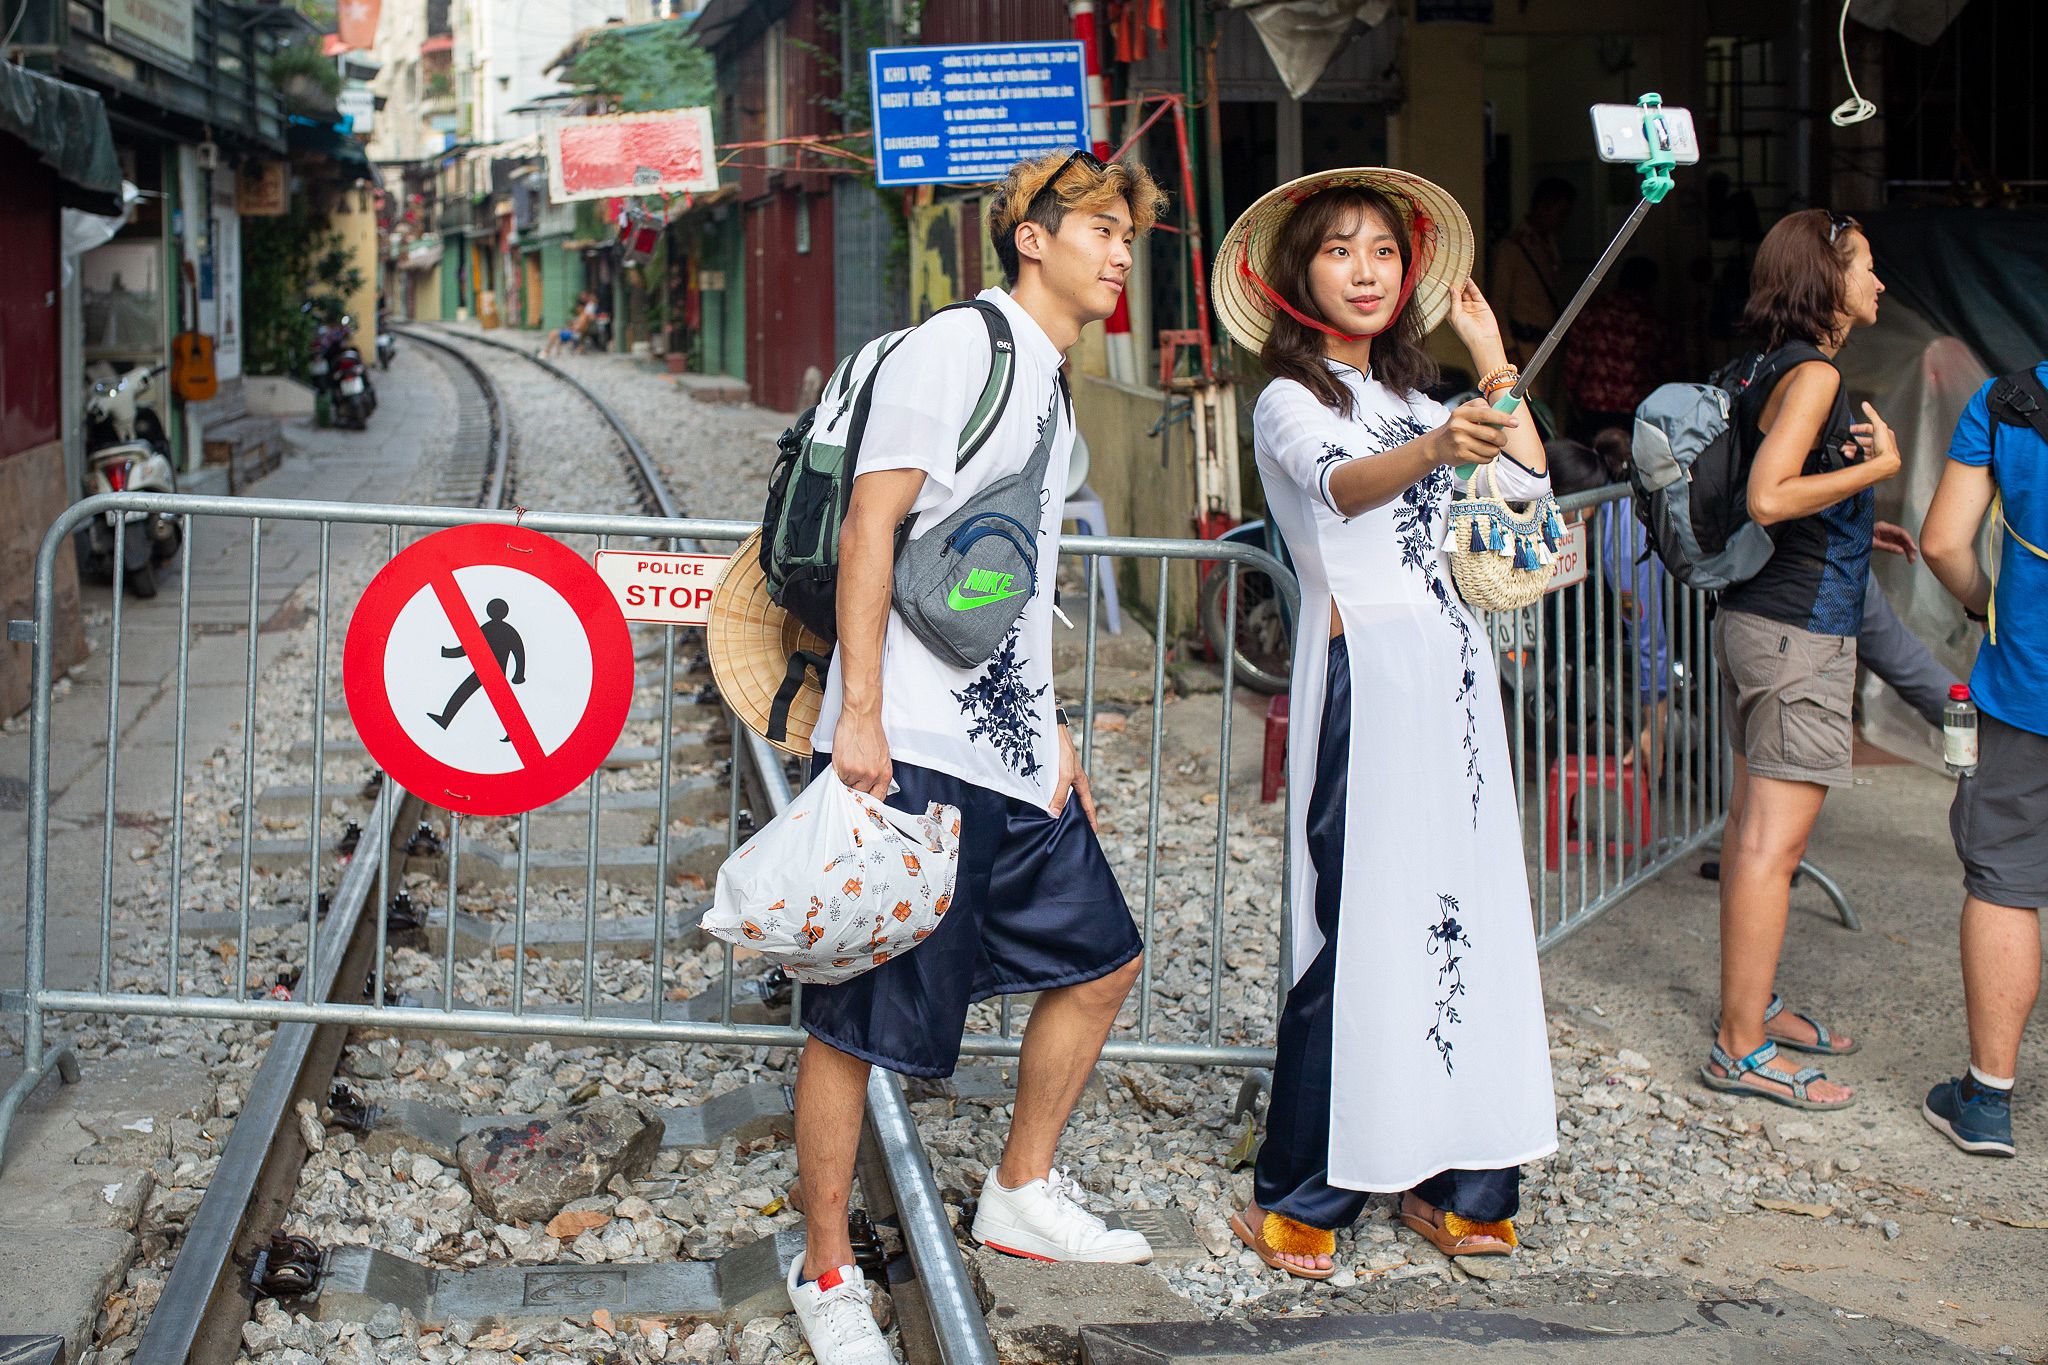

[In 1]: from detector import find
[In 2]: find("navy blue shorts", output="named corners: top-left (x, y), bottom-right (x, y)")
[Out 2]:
top-left (800, 755), bottom-right (1142, 1077)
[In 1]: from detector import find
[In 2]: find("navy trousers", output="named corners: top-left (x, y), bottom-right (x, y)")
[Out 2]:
top-left (1253, 634), bottom-right (1522, 1229)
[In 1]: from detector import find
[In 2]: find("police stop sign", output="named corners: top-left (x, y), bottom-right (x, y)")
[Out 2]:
top-left (593, 549), bottom-right (731, 625)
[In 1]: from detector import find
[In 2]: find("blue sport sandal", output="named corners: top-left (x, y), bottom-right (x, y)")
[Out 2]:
top-left (1923, 1077), bottom-right (2015, 1157)
top-left (1714, 993), bottom-right (1858, 1056)
top-left (1699, 1040), bottom-right (1853, 1111)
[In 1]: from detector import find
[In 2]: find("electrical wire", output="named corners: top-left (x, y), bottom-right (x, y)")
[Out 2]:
top-left (1830, 0), bottom-right (1877, 126)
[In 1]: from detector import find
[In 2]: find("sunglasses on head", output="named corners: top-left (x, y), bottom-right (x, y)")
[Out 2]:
top-left (1827, 211), bottom-right (1855, 244)
top-left (1046, 147), bottom-right (1107, 189)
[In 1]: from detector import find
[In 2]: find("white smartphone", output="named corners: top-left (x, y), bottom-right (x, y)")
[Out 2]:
top-left (1589, 103), bottom-right (1700, 165)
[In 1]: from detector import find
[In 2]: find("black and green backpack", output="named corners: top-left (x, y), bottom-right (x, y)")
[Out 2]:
top-left (759, 300), bottom-right (1016, 645)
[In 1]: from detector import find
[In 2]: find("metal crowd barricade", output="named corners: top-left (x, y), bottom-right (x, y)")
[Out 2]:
top-left (1, 492), bottom-right (1301, 1154)
top-left (5, 486), bottom-right (1849, 1166)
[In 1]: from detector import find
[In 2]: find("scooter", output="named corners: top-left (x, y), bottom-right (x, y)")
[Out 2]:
top-left (78, 363), bottom-right (181, 598)
top-left (375, 311), bottom-right (397, 370)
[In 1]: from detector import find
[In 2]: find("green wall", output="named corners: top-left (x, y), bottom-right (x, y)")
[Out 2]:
top-left (538, 234), bottom-right (576, 333)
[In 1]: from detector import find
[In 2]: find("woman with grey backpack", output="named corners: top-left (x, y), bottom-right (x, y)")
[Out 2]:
top-left (1702, 209), bottom-right (1909, 1111)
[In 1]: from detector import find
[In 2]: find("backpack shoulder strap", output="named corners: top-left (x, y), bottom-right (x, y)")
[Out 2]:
top-left (939, 299), bottom-right (1017, 472)
top-left (1988, 368), bottom-right (2048, 445)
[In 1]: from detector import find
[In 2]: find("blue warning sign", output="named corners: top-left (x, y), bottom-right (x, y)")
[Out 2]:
top-left (868, 42), bottom-right (1089, 188)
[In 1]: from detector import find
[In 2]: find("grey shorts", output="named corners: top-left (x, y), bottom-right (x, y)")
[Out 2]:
top-left (1950, 711), bottom-right (2048, 908)
top-left (1716, 609), bottom-right (1858, 788)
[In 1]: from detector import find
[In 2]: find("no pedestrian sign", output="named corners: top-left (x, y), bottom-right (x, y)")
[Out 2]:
top-left (868, 42), bottom-right (1088, 187)
top-left (593, 549), bottom-right (731, 625)
top-left (342, 524), bottom-right (634, 817)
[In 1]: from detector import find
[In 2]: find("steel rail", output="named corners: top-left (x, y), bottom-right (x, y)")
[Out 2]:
top-left (129, 333), bottom-right (511, 1365)
top-left (419, 322), bottom-right (1001, 1365)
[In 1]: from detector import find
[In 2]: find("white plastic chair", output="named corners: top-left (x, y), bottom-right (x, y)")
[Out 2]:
top-left (1062, 484), bottom-right (1122, 635)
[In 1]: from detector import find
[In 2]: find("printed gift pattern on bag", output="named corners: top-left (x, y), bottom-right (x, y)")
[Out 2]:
top-left (702, 774), bottom-right (962, 984)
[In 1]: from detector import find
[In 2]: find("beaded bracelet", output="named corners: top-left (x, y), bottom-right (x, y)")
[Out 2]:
top-left (1479, 364), bottom-right (1519, 395)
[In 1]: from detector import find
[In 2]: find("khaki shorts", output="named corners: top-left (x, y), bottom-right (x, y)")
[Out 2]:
top-left (1716, 609), bottom-right (1858, 787)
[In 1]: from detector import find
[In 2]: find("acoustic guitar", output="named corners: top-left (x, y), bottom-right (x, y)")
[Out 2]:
top-left (171, 259), bottom-right (218, 403)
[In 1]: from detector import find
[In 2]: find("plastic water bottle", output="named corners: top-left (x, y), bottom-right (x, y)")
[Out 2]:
top-left (1944, 684), bottom-right (1979, 777)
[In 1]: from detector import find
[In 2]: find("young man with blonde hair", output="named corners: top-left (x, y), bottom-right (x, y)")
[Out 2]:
top-left (786, 149), bottom-right (1168, 1365)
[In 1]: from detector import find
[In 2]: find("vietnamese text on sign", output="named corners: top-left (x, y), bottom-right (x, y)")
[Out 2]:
top-left (868, 42), bottom-right (1089, 187)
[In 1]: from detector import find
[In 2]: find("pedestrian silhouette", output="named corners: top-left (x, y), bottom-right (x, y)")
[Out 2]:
top-left (429, 598), bottom-right (526, 736)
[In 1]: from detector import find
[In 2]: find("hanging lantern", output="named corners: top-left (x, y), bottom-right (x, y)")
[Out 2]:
top-left (616, 201), bottom-right (663, 267)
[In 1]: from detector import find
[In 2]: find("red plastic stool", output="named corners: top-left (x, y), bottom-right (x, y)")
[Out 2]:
top-left (1544, 755), bottom-right (1650, 869)
top-left (1261, 695), bottom-right (1289, 804)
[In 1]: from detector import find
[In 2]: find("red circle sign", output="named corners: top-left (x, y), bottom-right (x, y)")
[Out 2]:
top-left (343, 524), bottom-right (634, 817)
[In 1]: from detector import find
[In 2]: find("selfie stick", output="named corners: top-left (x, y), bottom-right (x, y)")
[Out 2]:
top-left (1457, 93), bottom-right (1681, 480)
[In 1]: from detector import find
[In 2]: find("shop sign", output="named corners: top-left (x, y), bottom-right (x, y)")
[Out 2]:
top-left (338, 84), bottom-right (377, 135)
top-left (543, 109), bottom-right (719, 202)
top-left (237, 162), bottom-right (289, 216)
top-left (868, 42), bottom-right (1087, 187)
top-left (108, 0), bottom-right (194, 62)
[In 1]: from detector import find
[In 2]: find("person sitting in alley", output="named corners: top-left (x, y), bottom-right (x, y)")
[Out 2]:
top-left (1918, 357), bottom-right (2048, 1159)
top-left (1704, 211), bottom-right (1901, 1111)
top-left (785, 148), bottom-right (1167, 1365)
top-left (1212, 168), bottom-right (1557, 1279)
top-left (539, 292), bottom-right (592, 358)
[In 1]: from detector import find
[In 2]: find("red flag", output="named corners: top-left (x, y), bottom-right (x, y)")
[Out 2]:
top-left (337, 0), bottom-right (381, 51)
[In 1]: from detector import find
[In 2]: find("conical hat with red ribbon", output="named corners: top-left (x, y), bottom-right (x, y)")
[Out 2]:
top-left (1212, 167), bottom-right (1473, 355)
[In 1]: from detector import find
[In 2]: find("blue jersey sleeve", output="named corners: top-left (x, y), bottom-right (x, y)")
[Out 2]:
top-left (1947, 382), bottom-right (1995, 469)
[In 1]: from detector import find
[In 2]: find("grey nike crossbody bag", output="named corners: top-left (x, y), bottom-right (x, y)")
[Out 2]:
top-left (891, 375), bottom-right (1069, 669)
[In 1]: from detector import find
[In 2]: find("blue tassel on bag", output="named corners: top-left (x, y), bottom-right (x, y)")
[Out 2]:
top-left (1470, 519), bottom-right (1488, 553)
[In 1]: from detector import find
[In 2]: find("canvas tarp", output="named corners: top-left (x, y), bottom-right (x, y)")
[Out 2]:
top-left (1834, 299), bottom-right (1992, 769)
top-left (0, 61), bottom-right (121, 214)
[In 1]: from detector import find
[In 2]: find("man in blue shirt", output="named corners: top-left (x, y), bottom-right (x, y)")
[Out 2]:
top-left (1919, 361), bottom-right (2048, 1159)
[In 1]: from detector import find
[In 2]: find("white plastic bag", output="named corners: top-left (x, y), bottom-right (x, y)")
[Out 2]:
top-left (702, 770), bottom-right (961, 984)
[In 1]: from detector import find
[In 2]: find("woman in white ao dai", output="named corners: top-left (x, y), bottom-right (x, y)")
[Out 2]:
top-left (1217, 174), bottom-right (1558, 1278)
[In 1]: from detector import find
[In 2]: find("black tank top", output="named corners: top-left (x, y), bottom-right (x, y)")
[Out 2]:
top-left (1720, 343), bottom-right (1874, 637)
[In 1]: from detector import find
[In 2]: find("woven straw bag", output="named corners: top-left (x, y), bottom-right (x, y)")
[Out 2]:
top-left (1443, 462), bottom-right (1566, 613)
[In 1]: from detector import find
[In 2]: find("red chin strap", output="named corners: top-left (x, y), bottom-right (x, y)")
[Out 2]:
top-left (1241, 198), bottom-right (1437, 343)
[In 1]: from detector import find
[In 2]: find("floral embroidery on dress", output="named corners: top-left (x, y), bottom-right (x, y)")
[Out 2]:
top-left (952, 626), bottom-right (1046, 779)
top-left (1424, 893), bottom-right (1471, 1076)
top-left (1390, 456), bottom-right (1485, 823)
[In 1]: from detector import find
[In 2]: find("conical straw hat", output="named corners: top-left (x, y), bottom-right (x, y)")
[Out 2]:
top-left (705, 530), bottom-right (831, 757)
top-left (1211, 167), bottom-right (1474, 355)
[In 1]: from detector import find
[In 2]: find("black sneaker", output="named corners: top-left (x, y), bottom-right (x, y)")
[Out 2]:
top-left (1923, 1076), bottom-right (2015, 1157)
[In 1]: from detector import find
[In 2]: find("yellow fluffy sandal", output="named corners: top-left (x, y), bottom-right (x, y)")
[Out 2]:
top-left (1230, 1206), bottom-right (1337, 1280)
top-left (1398, 1191), bottom-right (1517, 1257)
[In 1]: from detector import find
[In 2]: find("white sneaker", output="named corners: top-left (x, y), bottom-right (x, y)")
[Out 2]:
top-left (970, 1166), bottom-right (1153, 1263)
top-left (786, 1255), bottom-right (894, 1365)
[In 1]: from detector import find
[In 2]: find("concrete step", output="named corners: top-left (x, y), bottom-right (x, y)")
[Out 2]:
top-left (255, 772), bottom-right (734, 827)
top-left (286, 734), bottom-right (716, 770)
top-left (1073, 1286), bottom-right (1987, 1364)
top-left (353, 1081), bottom-right (791, 1165)
top-left (309, 1227), bottom-right (802, 1331)
top-left (232, 824), bottom-right (728, 889)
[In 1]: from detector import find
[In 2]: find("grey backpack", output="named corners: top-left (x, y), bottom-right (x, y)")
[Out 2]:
top-left (1629, 346), bottom-right (1817, 591)
top-left (892, 376), bottom-right (1069, 668)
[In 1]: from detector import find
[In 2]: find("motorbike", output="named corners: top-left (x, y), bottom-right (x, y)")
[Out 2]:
top-left (78, 362), bottom-right (182, 598)
top-left (375, 311), bottom-right (397, 370)
top-left (304, 304), bottom-right (378, 429)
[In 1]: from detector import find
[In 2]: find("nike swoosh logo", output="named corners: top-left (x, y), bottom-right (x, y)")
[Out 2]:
top-left (947, 581), bottom-right (1027, 611)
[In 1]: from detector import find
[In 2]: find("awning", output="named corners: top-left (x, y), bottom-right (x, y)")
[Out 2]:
top-left (0, 62), bottom-right (122, 214)
top-left (288, 116), bottom-right (381, 185)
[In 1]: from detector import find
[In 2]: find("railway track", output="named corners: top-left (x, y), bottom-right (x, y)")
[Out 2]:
top-left (118, 325), bottom-right (988, 1365)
